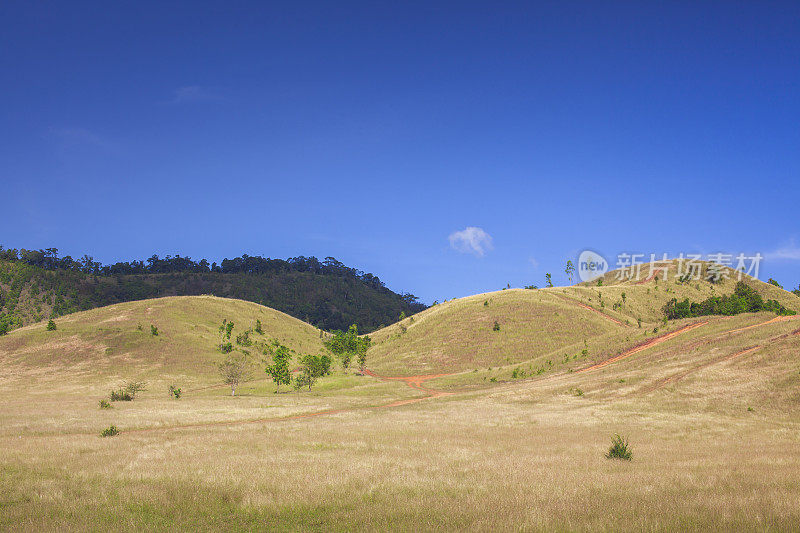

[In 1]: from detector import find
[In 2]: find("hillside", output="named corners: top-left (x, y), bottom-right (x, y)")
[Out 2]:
top-left (2, 269), bottom-right (800, 529)
top-left (0, 249), bottom-right (426, 334)
top-left (367, 259), bottom-right (800, 381)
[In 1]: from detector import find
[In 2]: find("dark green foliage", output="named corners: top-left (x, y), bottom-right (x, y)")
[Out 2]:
top-left (605, 434), bottom-right (632, 460)
top-left (150, 325), bottom-right (158, 336)
top-left (46, 319), bottom-right (56, 331)
top-left (264, 341), bottom-right (293, 392)
top-left (100, 425), bottom-right (119, 437)
top-left (0, 248), bottom-right (425, 334)
top-left (254, 319), bottom-right (263, 334)
top-left (110, 389), bottom-right (133, 401)
top-left (545, 273), bottom-right (553, 287)
top-left (219, 342), bottom-right (233, 354)
top-left (492, 321), bottom-right (500, 332)
top-left (110, 381), bottom-right (146, 402)
top-left (768, 278), bottom-right (783, 289)
top-left (324, 324), bottom-right (371, 373)
top-left (235, 330), bottom-right (252, 346)
top-left (663, 282), bottom-right (795, 320)
top-left (99, 399), bottom-right (112, 409)
top-left (168, 385), bottom-right (182, 399)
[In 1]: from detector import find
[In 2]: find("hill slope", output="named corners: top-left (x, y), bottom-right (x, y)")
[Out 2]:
top-left (367, 260), bottom-right (800, 380)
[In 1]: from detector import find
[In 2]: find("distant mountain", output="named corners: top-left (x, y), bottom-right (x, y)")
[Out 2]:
top-left (0, 247), bottom-right (426, 335)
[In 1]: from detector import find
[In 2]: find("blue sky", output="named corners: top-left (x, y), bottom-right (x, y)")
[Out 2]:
top-left (2, 1), bottom-right (799, 302)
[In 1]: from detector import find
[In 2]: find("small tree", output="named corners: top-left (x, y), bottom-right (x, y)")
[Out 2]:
top-left (46, 319), bottom-right (57, 331)
top-left (264, 341), bottom-right (293, 393)
top-left (150, 324), bottom-right (159, 336)
top-left (294, 354), bottom-right (327, 391)
top-left (545, 273), bottom-right (553, 287)
top-left (565, 260), bottom-right (575, 284)
top-left (254, 319), bottom-right (263, 334)
top-left (218, 354), bottom-right (254, 396)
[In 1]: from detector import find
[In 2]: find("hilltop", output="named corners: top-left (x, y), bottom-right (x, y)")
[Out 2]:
top-left (0, 248), bottom-right (425, 335)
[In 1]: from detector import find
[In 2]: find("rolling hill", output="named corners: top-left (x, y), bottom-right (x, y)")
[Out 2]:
top-left (2, 261), bottom-right (800, 530)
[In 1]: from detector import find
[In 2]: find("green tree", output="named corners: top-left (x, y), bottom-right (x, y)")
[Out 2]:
top-left (264, 341), bottom-right (293, 393)
top-left (545, 273), bottom-right (553, 287)
top-left (46, 319), bottom-right (57, 331)
top-left (324, 324), bottom-right (371, 374)
top-left (565, 260), bottom-right (575, 284)
top-left (254, 319), bottom-right (263, 334)
top-left (293, 354), bottom-right (328, 391)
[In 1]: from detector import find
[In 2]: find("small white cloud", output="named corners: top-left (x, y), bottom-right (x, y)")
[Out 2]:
top-left (765, 240), bottom-right (800, 261)
top-left (528, 257), bottom-right (539, 268)
top-left (448, 227), bottom-right (493, 257)
top-left (171, 85), bottom-right (220, 103)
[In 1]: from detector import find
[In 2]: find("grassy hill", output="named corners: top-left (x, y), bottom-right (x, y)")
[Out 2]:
top-left (3, 266), bottom-right (800, 530)
top-left (367, 260), bottom-right (799, 381)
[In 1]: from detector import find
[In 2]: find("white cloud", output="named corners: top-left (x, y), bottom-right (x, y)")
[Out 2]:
top-left (171, 85), bottom-right (220, 103)
top-left (448, 227), bottom-right (493, 257)
top-left (765, 240), bottom-right (800, 261)
top-left (528, 256), bottom-right (539, 268)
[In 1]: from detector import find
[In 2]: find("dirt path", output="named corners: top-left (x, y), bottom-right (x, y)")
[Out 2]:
top-left (637, 323), bottom-right (800, 394)
top-left (577, 321), bottom-right (708, 373)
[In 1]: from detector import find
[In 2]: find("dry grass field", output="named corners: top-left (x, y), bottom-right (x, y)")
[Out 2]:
top-left (1, 268), bottom-right (800, 531)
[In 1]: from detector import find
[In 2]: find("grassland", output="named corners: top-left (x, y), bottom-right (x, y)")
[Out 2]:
top-left (2, 268), bottom-right (800, 531)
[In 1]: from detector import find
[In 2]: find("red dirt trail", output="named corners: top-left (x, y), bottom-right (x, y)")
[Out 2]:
top-left (577, 321), bottom-right (709, 373)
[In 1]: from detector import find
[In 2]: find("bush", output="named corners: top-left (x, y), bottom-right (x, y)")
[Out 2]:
top-left (150, 324), bottom-right (158, 336)
top-left (254, 319), bottom-right (263, 334)
top-left (99, 399), bottom-right (112, 409)
top-left (46, 319), bottom-right (57, 331)
top-left (219, 342), bottom-right (233, 354)
top-left (110, 381), bottom-right (146, 402)
top-left (605, 434), bottom-right (632, 460)
top-left (663, 281), bottom-right (795, 319)
top-left (168, 385), bottom-right (182, 399)
top-left (100, 425), bottom-right (119, 437)
top-left (492, 321), bottom-right (500, 332)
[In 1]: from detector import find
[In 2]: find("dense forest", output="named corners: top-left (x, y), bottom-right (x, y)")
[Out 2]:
top-left (0, 246), bottom-right (426, 335)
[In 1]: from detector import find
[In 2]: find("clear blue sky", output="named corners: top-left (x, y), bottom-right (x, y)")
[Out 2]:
top-left (2, 1), bottom-right (799, 303)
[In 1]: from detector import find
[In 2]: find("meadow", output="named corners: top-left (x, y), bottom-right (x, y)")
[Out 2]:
top-left (1, 266), bottom-right (799, 531)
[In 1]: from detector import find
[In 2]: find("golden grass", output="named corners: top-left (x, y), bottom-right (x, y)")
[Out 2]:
top-left (2, 293), bottom-right (800, 530)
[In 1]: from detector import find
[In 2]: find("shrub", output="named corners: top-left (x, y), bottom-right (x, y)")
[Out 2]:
top-left (150, 325), bottom-right (158, 336)
top-left (99, 399), bottom-right (112, 409)
top-left (219, 342), bottom-right (233, 354)
top-left (110, 381), bottom-right (146, 402)
top-left (605, 434), bottom-right (632, 460)
top-left (235, 330), bottom-right (252, 346)
top-left (254, 319), bottom-right (263, 334)
top-left (168, 385), bottom-right (182, 399)
top-left (46, 319), bottom-right (57, 331)
top-left (492, 321), bottom-right (500, 332)
top-left (100, 425), bottom-right (119, 437)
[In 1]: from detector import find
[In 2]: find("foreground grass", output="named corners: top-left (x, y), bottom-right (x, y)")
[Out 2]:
top-left (3, 294), bottom-right (800, 530)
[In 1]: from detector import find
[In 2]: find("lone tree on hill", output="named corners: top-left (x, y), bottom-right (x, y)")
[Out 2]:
top-left (565, 260), bottom-right (575, 284)
top-left (545, 273), bottom-right (553, 287)
top-left (294, 354), bottom-right (329, 391)
top-left (219, 353), bottom-right (254, 396)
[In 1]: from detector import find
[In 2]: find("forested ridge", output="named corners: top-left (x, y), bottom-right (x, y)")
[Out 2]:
top-left (0, 247), bottom-right (426, 334)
